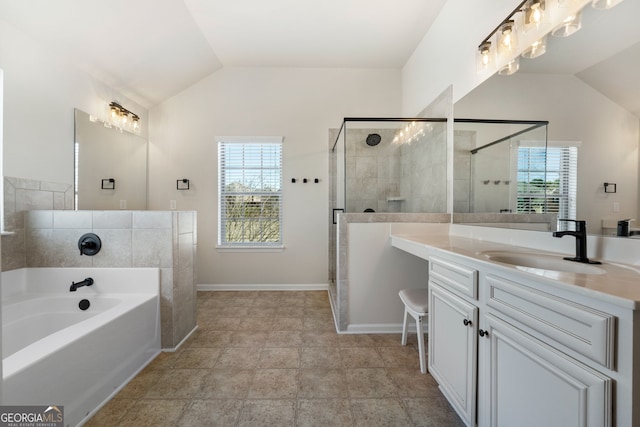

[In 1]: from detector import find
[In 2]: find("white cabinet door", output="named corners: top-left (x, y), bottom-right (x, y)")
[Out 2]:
top-left (478, 313), bottom-right (612, 427)
top-left (428, 281), bottom-right (478, 427)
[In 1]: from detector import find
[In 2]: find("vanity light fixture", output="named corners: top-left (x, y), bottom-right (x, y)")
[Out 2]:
top-left (498, 20), bottom-right (518, 56)
top-left (477, 41), bottom-right (494, 71)
top-left (524, 0), bottom-right (546, 30)
top-left (101, 178), bottom-right (115, 190)
top-left (521, 35), bottom-right (547, 58)
top-left (592, 0), bottom-right (623, 9)
top-left (551, 11), bottom-right (582, 37)
top-left (107, 101), bottom-right (141, 134)
top-left (177, 179), bottom-right (190, 190)
top-left (498, 57), bottom-right (520, 75)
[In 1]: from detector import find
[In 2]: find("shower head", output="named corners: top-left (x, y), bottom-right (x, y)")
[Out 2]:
top-left (366, 133), bottom-right (381, 146)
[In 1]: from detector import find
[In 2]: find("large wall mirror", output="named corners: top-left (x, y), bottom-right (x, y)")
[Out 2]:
top-left (453, 0), bottom-right (640, 235)
top-left (74, 109), bottom-right (148, 210)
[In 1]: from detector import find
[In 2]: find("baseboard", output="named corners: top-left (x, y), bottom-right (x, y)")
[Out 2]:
top-left (344, 323), bottom-right (420, 334)
top-left (162, 325), bottom-right (199, 352)
top-left (197, 283), bottom-right (329, 291)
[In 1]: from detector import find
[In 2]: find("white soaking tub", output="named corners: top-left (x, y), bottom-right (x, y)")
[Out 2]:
top-left (1, 268), bottom-right (161, 427)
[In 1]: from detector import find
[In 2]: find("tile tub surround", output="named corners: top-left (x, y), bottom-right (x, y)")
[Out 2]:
top-left (4, 210), bottom-right (196, 349)
top-left (85, 290), bottom-right (464, 427)
top-left (2, 176), bottom-right (74, 271)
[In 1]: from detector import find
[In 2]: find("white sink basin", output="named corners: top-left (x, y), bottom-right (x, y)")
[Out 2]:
top-left (481, 251), bottom-right (606, 275)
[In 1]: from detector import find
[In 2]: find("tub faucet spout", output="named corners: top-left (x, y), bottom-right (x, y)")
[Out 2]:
top-left (70, 277), bottom-right (94, 292)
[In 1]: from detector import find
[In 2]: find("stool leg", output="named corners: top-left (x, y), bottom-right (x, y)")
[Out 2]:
top-left (401, 307), bottom-right (409, 346)
top-left (416, 315), bottom-right (427, 374)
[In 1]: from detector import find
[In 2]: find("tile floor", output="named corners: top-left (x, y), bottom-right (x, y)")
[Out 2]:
top-left (86, 290), bottom-right (464, 426)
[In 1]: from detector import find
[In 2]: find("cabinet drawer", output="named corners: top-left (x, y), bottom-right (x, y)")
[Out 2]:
top-left (429, 256), bottom-right (478, 300)
top-left (486, 274), bottom-right (616, 369)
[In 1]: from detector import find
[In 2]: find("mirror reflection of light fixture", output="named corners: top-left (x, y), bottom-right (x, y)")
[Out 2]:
top-left (524, 0), bottom-right (546, 30)
top-left (177, 179), bottom-right (190, 190)
top-left (551, 11), bottom-right (582, 37)
top-left (101, 178), bottom-right (115, 190)
top-left (498, 20), bottom-right (518, 56)
top-left (477, 41), bottom-right (494, 71)
top-left (592, 0), bottom-right (623, 9)
top-left (498, 57), bottom-right (520, 75)
top-left (521, 35), bottom-right (547, 59)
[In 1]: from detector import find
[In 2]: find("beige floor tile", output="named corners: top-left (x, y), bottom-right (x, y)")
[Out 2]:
top-left (84, 398), bottom-right (136, 427)
top-left (271, 316), bottom-right (304, 331)
top-left (300, 347), bottom-right (341, 368)
top-left (227, 330), bottom-right (269, 347)
top-left (237, 399), bottom-right (295, 427)
top-left (178, 399), bottom-right (243, 426)
top-left (258, 347), bottom-right (300, 368)
top-left (298, 368), bottom-right (348, 398)
top-left (198, 369), bottom-right (255, 399)
top-left (172, 347), bottom-right (222, 369)
top-left (301, 330), bottom-right (339, 347)
top-left (215, 347), bottom-right (262, 369)
top-left (402, 397), bottom-right (466, 426)
top-left (340, 347), bottom-right (386, 368)
top-left (296, 399), bottom-right (353, 427)
top-left (117, 399), bottom-right (188, 427)
top-left (336, 333), bottom-right (377, 347)
top-left (117, 369), bottom-right (164, 399)
top-left (187, 330), bottom-right (234, 348)
top-left (350, 398), bottom-right (412, 426)
top-left (265, 330), bottom-right (303, 347)
top-left (275, 306), bottom-right (305, 316)
top-left (346, 368), bottom-right (400, 398)
top-left (85, 291), bottom-right (465, 427)
top-left (378, 345), bottom-right (422, 369)
top-left (247, 369), bottom-right (298, 399)
top-left (386, 368), bottom-right (435, 397)
top-left (144, 369), bottom-right (206, 400)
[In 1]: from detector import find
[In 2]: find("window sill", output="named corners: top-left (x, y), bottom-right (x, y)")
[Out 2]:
top-left (216, 245), bottom-right (285, 253)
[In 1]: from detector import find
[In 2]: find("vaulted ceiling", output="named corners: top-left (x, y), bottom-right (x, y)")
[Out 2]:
top-left (0, 0), bottom-right (446, 108)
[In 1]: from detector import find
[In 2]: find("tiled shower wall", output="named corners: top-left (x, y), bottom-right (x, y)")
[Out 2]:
top-left (2, 177), bottom-right (197, 349)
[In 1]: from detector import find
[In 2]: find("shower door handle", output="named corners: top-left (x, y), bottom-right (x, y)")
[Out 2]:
top-left (332, 208), bottom-right (345, 225)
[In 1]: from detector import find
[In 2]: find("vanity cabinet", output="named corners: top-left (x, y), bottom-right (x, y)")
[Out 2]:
top-left (427, 256), bottom-right (614, 427)
top-left (478, 313), bottom-right (612, 427)
top-left (428, 282), bottom-right (478, 426)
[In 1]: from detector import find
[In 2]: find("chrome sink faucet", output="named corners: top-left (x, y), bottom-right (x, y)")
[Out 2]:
top-left (552, 219), bottom-right (601, 264)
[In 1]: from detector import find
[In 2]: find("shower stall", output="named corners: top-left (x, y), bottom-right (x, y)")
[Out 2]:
top-left (330, 117), bottom-right (448, 217)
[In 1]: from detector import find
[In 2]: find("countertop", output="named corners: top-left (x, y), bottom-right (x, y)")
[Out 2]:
top-left (391, 233), bottom-right (640, 310)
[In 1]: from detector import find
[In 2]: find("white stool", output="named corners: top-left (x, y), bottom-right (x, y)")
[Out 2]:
top-left (399, 288), bottom-right (428, 374)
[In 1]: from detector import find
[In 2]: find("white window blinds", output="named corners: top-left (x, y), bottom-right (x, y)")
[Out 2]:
top-left (218, 138), bottom-right (283, 246)
top-left (517, 145), bottom-right (577, 221)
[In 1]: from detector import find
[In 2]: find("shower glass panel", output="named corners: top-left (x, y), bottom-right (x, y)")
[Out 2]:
top-left (453, 119), bottom-right (549, 214)
top-left (331, 118), bottom-right (448, 214)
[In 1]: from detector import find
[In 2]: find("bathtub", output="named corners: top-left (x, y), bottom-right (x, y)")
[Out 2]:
top-left (1, 268), bottom-right (161, 427)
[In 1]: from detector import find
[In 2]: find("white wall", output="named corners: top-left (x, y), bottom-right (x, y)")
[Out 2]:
top-left (148, 67), bottom-right (401, 285)
top-left (455, 73), bottom-right (639, 230)
top-left (0, 20), bottom-right (147, 185)
top-left (402, 0), bottom-right (517, 116)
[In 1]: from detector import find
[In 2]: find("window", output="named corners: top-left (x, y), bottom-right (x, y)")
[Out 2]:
top-left (516, 144), bottom-right (578, 222)
top-left (218, 137), bottom-right (283, 247)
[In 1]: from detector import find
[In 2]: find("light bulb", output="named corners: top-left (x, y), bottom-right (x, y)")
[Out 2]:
top-left (498, 20), bottom-right (518, 56)
top-left (477, 41), bottom-right (492, 71)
